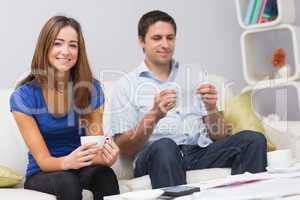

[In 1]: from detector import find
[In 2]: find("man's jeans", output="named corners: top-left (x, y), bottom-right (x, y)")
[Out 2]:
top-left (134, 130), bottom-right (267, 189)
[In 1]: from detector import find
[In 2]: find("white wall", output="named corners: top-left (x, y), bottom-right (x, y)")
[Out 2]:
top-left (0, 0), bottom-right (299, 94)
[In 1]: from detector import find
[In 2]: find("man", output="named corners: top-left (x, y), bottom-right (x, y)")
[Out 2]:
top-left (110, 10), bottom-right (267, 189)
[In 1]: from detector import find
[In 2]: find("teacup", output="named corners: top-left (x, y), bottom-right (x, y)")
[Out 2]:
top-left (267, 149), bottom-right (294, 169)
top-left (80, 135), bottom-right (108, 148)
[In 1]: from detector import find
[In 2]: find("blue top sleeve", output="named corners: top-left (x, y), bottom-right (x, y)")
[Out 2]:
top-left (10, 85), bottom-right (35, 116)
top-left (90, 79), bottom-right (105, 110)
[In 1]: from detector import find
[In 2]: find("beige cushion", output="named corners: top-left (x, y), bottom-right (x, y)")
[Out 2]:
top-left (223, 90), bottom-right (276, 151)
top-left (0, 165), bottom-right (22, 188)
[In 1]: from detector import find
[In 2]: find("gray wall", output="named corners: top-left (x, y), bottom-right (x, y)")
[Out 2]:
top-left (0, 0), bottom-right (299, 95)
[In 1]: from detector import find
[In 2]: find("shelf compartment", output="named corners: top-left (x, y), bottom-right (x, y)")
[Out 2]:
top-left (235, 0), bottom-right (295, 30)
top-left (250, 81), bottom-right (300, 121)
top-left (241, 24), bottom-right (300, 85)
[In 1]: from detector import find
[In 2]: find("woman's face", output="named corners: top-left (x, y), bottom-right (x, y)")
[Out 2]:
top-left (48, 26), bottom-right (79, 73)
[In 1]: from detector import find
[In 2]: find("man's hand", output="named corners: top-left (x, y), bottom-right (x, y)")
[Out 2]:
top-left (196, 83), bottom-right (218, 112)
top-left (151, 89), bottom-right (177, 120)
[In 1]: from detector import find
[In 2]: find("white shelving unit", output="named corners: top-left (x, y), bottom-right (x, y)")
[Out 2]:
top-left (235, 0), bottom-right (295, 29)
top-left (250, 82), bottom-right (300, 119)
top-left (235, 0), bottom-right (300, 155)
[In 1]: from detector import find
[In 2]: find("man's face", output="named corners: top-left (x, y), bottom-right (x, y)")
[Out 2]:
top-left (139, 21), bottom-right (176, 66)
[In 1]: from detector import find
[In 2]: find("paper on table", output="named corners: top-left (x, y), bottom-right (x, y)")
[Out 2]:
top-left (190, 171), bottom-right (300, 190)
top-left (191, 178), bottom-right (300, 200)
top-left (190, 172), bottom-right (270, 190)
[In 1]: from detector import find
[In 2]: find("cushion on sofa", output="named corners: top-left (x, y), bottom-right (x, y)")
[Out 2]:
top-left (0, 189), bottom-right (56, 200)
top-left (0, 165), bottom-right (22, 188)
top-left (0, 188), bottom-right (94, 200)
top-left (263, 121), bottom-right (300, 161)
top-left (186, 168), bottom-right (231, 184)
top-left (112, 155), bottom-right (134, 180)
top-left (119, 168), bottom-right (231, 192)
top-left (222, 90), bottom-right (276, 151)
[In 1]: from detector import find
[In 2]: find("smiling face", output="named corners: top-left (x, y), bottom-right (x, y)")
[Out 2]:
top-left (47, 26), bottom-right (79, 73)
top-left (139, 21), bottom-right (176, 67)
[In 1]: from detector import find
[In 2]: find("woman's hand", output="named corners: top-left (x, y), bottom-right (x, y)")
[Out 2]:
top-left (61, 143), bottom-right (98, 170)
top-left (97, 137), bottom-right (119, 166)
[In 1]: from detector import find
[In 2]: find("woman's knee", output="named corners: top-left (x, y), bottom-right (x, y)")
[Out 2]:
top-left (52, 171), bottom-right (82, 200)
top-left (86, 166), bottom-right (120, 194)
top-left (84, 166), bottom-right (118, 185)
top-left (95, 166), bottom-right (117, 179)
top-left (25, 171), bottom-right (82, 200)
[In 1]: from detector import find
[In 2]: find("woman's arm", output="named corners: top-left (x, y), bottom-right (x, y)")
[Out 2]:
top-left (84, 106), bottom-right (105, 136)
top-left (12, 112), bottom-right (97, 171)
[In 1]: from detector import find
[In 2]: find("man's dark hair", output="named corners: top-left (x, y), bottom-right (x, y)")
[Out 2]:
top-left (138, 10), bottom-right (177, 40)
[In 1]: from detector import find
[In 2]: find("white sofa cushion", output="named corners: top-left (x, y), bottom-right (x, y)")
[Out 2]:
top-left (0, 89), bottom-right (28, 177)
top-left (117, 168), bottom-right (230, 192)
top-left (0, 189), bottom-right (93, 200)
top-left (186, 168), bottom-right (231, 184)
top-left (0, 189), bottom-right (56, 200)
top-left (263, 120), bottom-right (300, 161)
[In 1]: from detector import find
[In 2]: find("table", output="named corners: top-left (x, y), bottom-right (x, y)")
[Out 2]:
top-left (104, 172), bottom-right (300, 200)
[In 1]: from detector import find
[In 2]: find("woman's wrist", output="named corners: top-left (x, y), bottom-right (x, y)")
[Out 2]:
top-left (60, 156), bottom-right (70, 170)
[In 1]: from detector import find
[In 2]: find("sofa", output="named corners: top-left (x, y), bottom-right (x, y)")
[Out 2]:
top-left (0, 74), bottom-right (299, 199)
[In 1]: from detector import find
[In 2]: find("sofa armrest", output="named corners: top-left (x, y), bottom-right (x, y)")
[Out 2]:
top-left (263, 120), bottom-right (300, 161)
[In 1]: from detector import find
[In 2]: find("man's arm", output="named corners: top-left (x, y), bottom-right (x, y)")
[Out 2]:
top-left (115, 109), bottom-right (159, 157)
top-left (203, 110), bottom-right (232, 141)
top-left (114, 89), bottom-right (177, 157)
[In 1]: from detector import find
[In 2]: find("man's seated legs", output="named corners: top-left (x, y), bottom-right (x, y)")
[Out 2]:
top-left (134, 138), bottom-right (186, 189)
top-left (181, 130), bottom-right (267, 175)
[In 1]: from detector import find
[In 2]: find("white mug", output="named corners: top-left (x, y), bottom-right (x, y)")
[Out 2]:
top-left (267, 149), bottom-right (293, 169)
top-left (80, 135), bottom-right (108, 148)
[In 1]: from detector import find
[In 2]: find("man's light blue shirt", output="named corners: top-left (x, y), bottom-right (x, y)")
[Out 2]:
top-left (109, 60), bottom-right (221, 148)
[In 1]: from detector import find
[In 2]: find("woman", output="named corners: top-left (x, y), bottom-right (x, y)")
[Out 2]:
top-left (10, 16), bottom-right (120, 200)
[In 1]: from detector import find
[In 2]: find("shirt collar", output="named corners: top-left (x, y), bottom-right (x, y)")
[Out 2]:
top-left (136, 59), bottom-right (179, 78)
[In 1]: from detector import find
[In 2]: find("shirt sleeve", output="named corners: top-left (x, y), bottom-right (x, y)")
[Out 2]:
top-left (107, 80), bottom-right (139, 137)
top-left (90, 79), bottom-right (105, 110)
top-left (10, 87), bottom-right (35, 116)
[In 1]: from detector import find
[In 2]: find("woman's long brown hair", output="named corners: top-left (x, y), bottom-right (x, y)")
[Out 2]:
top-left (17, 16), bottom-right (93, 112)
